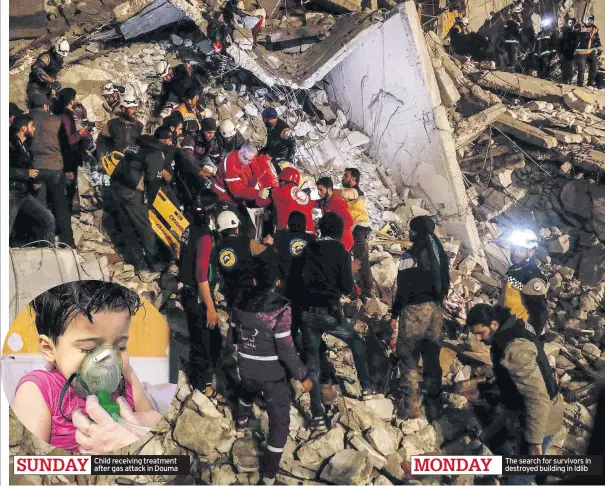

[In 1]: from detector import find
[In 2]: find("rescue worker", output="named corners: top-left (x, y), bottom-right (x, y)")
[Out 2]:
top-left (295, 212), bottom-right (377, 431)
top-left (560, 18), bottom-right (578, 84)
top-left (28, 93), bottom-right (78, 247)
top-left (448, 17), bottom-right (470, 55)
top-left (161, 113), bottom-right (184, 147)
top-left (533, 16), bottom-right (558, 79)
top-left (152, 60), bottom-right (206, 119)
top-left (97, 93), bottom-right (144, 156)
top-left (9, 102), bottom-right (24, 126)
top-left (499, 229), bottom-right (548, 338)
top-left (233, 256), bottom-right (312, 486)
top-left (495, 20), bottom-right (525, 71)
top-left (260, 108), bottom-right (296, 169)
top-left (154, 126), bottom-right (180, 206)
top-left (216, 119), bottom-right (246, 157)
top-left (389, 216), bottom-right (450, 420)
top-left (109, 134), bottom-right (165, 273)
top-left (9, 114), bottom-right (56, 244)
top-left (215, 210), bottom-right (269, 308)
top-left (467, 304), bottom-right (564, 482)
top-left (100, 81), bottom-right (125, 115)
top-left (574, 15), bottom-right (602, 87)
top-left (315, 177), bottom-right (354, 252)
top-left (184, 117), bottom-right (221, 171)
top-left (27, 37), bottom-right (69, 101)
top-left (213, 143), bottom-right (270, 237)
top-left (174, 87), bottom-right (203, 134)
top-left (178, 190), bottom-right (224, 399)
top-left (269, 167), bottom-right (315, 233)
top-left (335, 168), bottom-right (373, 300)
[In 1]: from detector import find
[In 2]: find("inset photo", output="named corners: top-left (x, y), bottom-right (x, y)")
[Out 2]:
top-left (2, 280), bottom-right (176, 454)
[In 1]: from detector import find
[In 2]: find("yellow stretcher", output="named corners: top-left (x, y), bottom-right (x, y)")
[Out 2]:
top-left (101, 151), bottom-right (190, 258)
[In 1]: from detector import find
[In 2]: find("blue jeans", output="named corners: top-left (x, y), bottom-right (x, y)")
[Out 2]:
top-left (508, 434), bottom-right (556, 485)
top-left (301, 306), bottom-right (371, 418)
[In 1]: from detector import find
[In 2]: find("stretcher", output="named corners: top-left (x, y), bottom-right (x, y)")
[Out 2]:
top-left (101, 151), bottom-right (190, 257)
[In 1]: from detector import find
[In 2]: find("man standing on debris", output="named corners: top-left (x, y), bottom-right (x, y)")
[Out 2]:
top-left (267, 167), bottom-right (315, 234)
top-left (109, 134), bottom-right (165, 273)
top-left (28, 93), bottom-right (77, 247)
top-left (97, 93), bottom-right (144, 156)
top-left (500, 229), bottom-right (549, 338)
top-left (183, 117), bottom-right (221, 172)
top-left (467, 304), bottom-right (564, 478)
top-left (178, 190), bottom-right (225, 400)
top-left (260, 108), bottom-right (296, 170)
top-left (100, 81), bottom-right (125, 115)
top-left (448, 17), bottom-right (470, 55)
top-left (315, 177), bottom-right (354, 253)
top-left (152, 60), bottom-right (206, 119)
top-left (495, 20), bottom-right (526, 71)
top-left (389, 215), bottom-right (450, 420)
top-left (560, 18), bottom-right (578, 84)
top-left (574, 15), bottom-right (602, 87)
top-left (27, 37), bottom-right (70, 101)
top-left (295, 212), bottom-right (378, 431)
top-left (533, 16), bottom-right (558, 79)
top-left (232, 256), bottom-right (311, 486)
top-left (216, 119), bottom-right (246, 157)
top-left (9, 114), bottom-right (56, 244)
top-left (334, 168), bottom-right (373, 300)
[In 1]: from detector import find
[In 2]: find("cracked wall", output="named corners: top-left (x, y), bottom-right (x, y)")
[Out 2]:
top-left (325, 1), bottom-right (483, 258)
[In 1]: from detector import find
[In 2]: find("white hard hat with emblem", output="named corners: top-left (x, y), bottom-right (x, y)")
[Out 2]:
top-left (220, 119), bottom-right (237, 138)
top-left (507, 229), bottom-right (538, 249)
top-left (120, 92), bottom-right (139, 108)
top-left (155, 60), bottom-right (171, 78)
top-left (101, 81), bottom-right (116, 96)
top-left (54, 37), bottom-right (70, 57)
top-left (217, 210), bottom-right (240, 232)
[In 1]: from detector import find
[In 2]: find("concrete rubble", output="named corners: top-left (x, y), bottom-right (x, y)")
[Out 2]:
top-left (8, 1), bottom-right (605, 485)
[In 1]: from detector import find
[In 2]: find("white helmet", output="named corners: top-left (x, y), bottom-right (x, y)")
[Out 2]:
top-left (101, 81), bottom-right (116, 96)
top-left (220, 119), bottom-right (237, 138)
top-left (120, 93), bottom-right (139, 108)
top-left (511, 3), bottom-right (523, 13)
top-left (54, 37), bottom-right (70, 57)
top-left (461, 17), bottom-right (469, 26)
top-left (217, 211), bottom-right (240, 232)
top-left (155, 60), bottom-right (171, 78)
top-left (507, 229), bottom-right (538, 249)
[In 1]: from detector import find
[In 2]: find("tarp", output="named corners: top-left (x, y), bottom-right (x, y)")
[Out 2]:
top-left (9, 0), bottom-right (48, 40)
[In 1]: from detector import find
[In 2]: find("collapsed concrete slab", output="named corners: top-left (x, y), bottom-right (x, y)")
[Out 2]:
top-left (493, 114), bottom-right (558, 149)
top-left (455, 104), bottom-right (507, 149)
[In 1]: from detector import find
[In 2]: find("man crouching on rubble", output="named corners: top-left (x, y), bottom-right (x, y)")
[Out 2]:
top-left (467, 304), bottom-right (564, 485)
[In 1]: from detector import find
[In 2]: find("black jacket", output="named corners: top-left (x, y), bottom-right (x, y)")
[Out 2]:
top-left (575, 24), bottom-right (601, 52)
top-left (273, 229), bottom-right (315, 289)
top-left (187, 133), bottom-right (221, 167)
top-left (9, 135), bottom-right (34, 194)
top-left (111, 135), bottom-right (164, 206)
top-left (152, 64), bottom-right (205, 117)
top-left (232, 290), bottom-right (307, 383)
top-left (559, 26), bottom-right (577, 60)
top-left (534, 30), bottom-right (557, 56)
top-left (29, 50), bottom-right (63, 87)
top-left (289, 237), bottom-right (354, 308)
top-left (261, 119), bottom-right (296, 163)
top-left (98, 115), bottom-right (144, 156)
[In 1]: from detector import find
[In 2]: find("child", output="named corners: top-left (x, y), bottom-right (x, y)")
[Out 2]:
top-left (12, 281), bottom-right (157, 453)
top-left (232, 255), bottom-right (312, 485)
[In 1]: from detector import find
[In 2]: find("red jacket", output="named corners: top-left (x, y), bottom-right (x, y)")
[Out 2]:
top-left (251, 155), bottom-right (279, 208)
top-left (213, 150), bottom-right (257, 205)
top-left (272, 182), bottom-right (315, 232)
top-left (319, 195), bottom-right (354, 252)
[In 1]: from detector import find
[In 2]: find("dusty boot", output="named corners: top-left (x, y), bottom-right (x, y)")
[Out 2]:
top-left (396, 393), bottom-right (423, 420)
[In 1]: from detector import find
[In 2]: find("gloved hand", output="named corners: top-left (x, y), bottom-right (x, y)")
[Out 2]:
top-left (258, 188), bottom-right (270, 200)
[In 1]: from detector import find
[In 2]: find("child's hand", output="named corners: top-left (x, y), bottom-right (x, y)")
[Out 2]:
top-left (72, 395), bottom-right (147, 453)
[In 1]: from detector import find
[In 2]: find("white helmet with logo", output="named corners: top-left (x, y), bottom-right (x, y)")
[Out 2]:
top-left (155, 60), bottom-right (171, 78)
top-left (511, 3), bottom-right (523, 13)
top-left (220, 119), bottom-right (237, 138)
top-left (101, 81), bottom-right (116, 96)
top-left (507, 229), bottom-right (538, 249)
top-left (120, 93), bottom-right (139, 108)
top-left (461, 17), bottom-right (469, 26)
top-left (217, 211), bottom-right (240, 232)
top-left (54, 37), bottom-right (70, 57)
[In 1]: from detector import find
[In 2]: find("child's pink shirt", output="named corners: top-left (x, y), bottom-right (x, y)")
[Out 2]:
top-left (16, 369), bottom-right (135, 452)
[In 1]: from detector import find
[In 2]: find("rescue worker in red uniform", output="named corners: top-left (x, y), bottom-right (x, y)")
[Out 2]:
top-left (213, 142), bottom-right (269, 237)
top-left (268, 167), bottom-right (315, 234)
top-left (315, 176), bottom-right (354, 252)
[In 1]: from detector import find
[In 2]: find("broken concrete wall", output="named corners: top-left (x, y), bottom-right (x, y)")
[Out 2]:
top-left (325, 2), bottom-right (483, 259)
top-left (465, 0), bottom-right (515, 32)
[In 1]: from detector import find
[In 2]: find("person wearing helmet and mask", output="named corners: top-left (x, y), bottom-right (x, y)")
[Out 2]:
top-left (500, 229), bottom-right (548, 338)
top-left (27, 37), bottom-right (69, 101)
top-left (533, 16), bottom-right (558, 79)
top-left (260, 108), bottom-right (296, 169)
top-left (109, 129), bottom-right (166, 274)
top-left (178, 190), bottom-right (226, 400)
top-left (389, 216), bottom-right (450, 420)
top-left (216, 119), bottom-right (246, 157)
top-left (467, 304), bottom-right (564, 481)
top-left (448, 17), bottom-right (470, 55)
top-left (560, 18), bottom-right (578, 84)
top-left (97, 93), bottom-right (144, 157)
top-left (152, 60), bottom-right (207, 120)
top-left (574, 15), bottom-right (602, 87)
top-left (213, 143), bottom-right (271, 237)
top-left (100, 81), bottom-right (126, 115)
